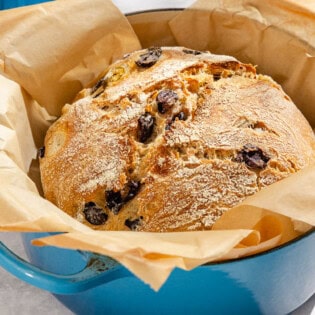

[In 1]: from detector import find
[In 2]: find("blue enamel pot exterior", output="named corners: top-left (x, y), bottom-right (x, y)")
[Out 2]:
top-left (19, 231), bottom-right (315, 314)
top-left (0, 230), bottom-right (315, 315)
top-left (0, 1), bottom-right (314, 314)
top-left (0, 231), bottom-right (312, 315)
top-left (0, 0), bottom-right (51, 9)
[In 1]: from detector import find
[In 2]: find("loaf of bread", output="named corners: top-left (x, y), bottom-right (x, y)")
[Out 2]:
top-left (39, 47), bottom-right (315, 232)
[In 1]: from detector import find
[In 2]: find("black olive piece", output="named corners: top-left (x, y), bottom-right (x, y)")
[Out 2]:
top-left (93, 91), bottom-right (103, 98)
top-left (125, 217), bottom-right (143, 231)
top-left (92, 78), bottom-right (105, 92)
top-left (38, 146), bottom-right (45, 159)
top-left (213, 73), bottom-right (221, 81)
top-left (173, 111), bottom-right (187, 121)
top-left (135, 47), bottom-right (162, 68)
top-left (83, 202), bottom-right (108, 225)
top-left (236, 144), bottom-right (270, 169)
top-left (138, 112), bottom-right (155, 143)
top-left (124, 181), bottom-right (141, 202)
top-left (91, 78), bottom-right (107, 95)
top-left (165, 112), bottom-right (187, 130)
top-left (105, 190), bottom-right (124, 214)
top-left (157, 90), bottom-right (179, 114)
top-left (165, 121), bottom-right (172, 131)
top-left (182, 49), bottom-right (203, 55)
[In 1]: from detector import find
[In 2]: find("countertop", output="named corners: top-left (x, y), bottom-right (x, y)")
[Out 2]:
top-left (0, 233), bottom-right (314, 315)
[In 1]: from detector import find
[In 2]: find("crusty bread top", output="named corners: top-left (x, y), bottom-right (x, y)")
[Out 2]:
top-left (39, 47), bottom-right (315, 232)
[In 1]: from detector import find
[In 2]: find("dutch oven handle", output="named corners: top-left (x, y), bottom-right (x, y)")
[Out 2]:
top-left (0, 241), bottom-right (131, 294)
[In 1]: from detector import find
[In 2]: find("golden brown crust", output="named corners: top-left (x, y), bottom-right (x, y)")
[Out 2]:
top-left (39, 47), bottom-right (315, 231)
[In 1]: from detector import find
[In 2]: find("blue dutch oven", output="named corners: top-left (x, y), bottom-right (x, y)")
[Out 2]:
top-left (0, 1), bottom-right (314, 314)
top-left (0, 231), bottom-right (313, 314)
top-left (0, 0), bottom-right (51, 9)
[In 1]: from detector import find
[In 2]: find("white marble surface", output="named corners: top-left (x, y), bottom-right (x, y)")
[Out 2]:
top-left (0, 233), bottom-right (314, 315)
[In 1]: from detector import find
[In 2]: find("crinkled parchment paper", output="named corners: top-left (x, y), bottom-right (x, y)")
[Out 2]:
top-left (0, 0), bottom-right (314, 290)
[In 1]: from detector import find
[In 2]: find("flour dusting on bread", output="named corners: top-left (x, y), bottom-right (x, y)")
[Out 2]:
top-left (39, 47), bottom-right (315, 231)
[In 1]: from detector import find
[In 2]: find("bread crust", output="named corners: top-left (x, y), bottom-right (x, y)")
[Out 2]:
top-left (39, 47), bottom-right (315, 231)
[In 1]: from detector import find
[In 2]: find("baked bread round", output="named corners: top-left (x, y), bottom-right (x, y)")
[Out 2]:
top-left (39, 46), bottom-right (315, 232)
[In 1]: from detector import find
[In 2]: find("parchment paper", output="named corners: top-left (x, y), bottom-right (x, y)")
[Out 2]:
top-left (0, 0), bottom-right (314, 290)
